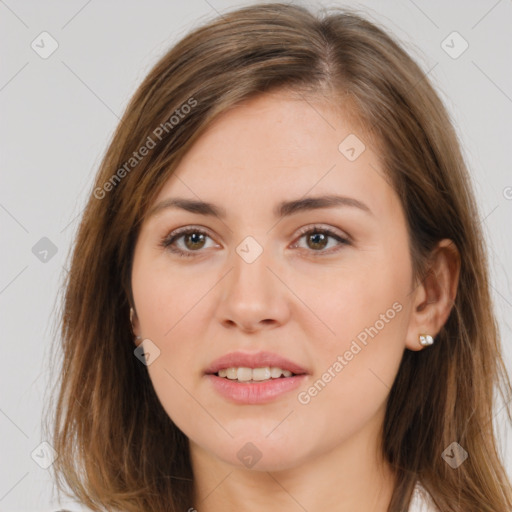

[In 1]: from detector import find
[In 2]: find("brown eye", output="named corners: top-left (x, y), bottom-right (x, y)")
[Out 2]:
top-left (183, 232), bottom-right (207, 250)
top-left (160, 227), bottom-right (215, 258)
top-left (160, 225), bottom-right (351, 259)
top-left (306, 231), bottom-right (329, 251)
top-left (292, 225), bottom-right (351, 255)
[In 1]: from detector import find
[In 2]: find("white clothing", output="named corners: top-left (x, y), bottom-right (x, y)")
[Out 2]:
top-left (408, 481), bottom-right (438, 511)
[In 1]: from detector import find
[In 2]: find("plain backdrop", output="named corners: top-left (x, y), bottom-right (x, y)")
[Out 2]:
top-left (1, 1), bottom-right (511, 510)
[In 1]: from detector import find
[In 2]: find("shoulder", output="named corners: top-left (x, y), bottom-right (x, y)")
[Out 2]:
top-left (408, 481), bottom-right (439, 512)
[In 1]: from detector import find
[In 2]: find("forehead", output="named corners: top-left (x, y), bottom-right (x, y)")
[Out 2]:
top-left (150, 91), bottom-right (399, 222)
top-left (180, 92), bottom-right (359, 172)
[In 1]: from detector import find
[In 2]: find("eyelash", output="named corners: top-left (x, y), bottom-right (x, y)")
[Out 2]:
top-left (159, 224), bottom-right (351, 258)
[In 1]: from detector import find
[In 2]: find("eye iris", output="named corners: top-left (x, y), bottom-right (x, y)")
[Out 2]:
top-left (308, 232), bottom-right (328, 250)
top-left (185, 232), bottom-right (206, 250)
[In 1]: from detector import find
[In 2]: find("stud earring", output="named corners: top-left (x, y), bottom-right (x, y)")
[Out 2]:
top-left (419, 333), bottom-right (434, 347)
top-left (130, 307), bottom-right (142, 341)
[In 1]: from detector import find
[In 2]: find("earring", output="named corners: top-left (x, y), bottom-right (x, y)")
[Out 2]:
top-left (419, 333), bottom-right (434, 347)
top-left (130, 307), bottom-right (142, 341)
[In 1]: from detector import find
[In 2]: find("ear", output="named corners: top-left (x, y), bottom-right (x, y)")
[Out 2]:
top-left (405, 239), bottom-right (460, 351)
top-left (130, 306), bottom-right (143, 347)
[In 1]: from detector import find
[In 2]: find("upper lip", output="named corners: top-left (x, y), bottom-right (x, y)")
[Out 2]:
top-left (204, 351), bottom-right (309, 375)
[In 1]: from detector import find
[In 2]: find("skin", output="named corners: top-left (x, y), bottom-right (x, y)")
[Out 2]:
top-left (130, 90), bottom-right (460, 512)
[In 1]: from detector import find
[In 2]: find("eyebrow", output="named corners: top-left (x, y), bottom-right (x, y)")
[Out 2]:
top-left (147, 194), bottom-right (373, 220)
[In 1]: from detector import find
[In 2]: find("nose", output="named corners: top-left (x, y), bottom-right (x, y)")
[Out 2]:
top-left (215, 239), bottom-right (291, 333)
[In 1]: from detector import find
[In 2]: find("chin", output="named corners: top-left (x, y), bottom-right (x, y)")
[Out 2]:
top-left (211, 435), bottom-right (308, 472)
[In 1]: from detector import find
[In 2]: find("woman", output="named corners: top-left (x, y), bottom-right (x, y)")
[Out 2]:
top-left (44, 2), bottom-right (512, 511)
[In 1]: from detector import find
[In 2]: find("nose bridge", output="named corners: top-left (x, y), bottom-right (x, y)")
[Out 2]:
top-left (216, 232), bottom-right (287, 328)
top-left (230, 233), bottom-right (274, 299)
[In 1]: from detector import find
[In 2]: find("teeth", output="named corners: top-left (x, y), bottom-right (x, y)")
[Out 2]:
top-left (217, 367), bottom-right (295, 381)
top-left (270, 367), bottom-right (283, 378)
top-left (253, 367), bottom-right (271, 380)
top-left (237, 367), bottom-right (252, 382)
top-left (226, 368), bottom-right (238, 379)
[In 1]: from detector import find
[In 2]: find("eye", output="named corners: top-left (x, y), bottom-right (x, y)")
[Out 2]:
top-left (160, 226), bottom-right (217, 258)
top-left (291, 225), bottom-right (351, 256)
top-left (160, 224), bottom-right (351, 258)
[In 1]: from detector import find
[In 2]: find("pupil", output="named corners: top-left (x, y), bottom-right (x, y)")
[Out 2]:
top-left (187, 233), bottom-right (205, 249)
top-left (309, 232), bottom-right (327, 249)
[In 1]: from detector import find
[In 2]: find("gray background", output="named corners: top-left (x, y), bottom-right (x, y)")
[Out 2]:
top-left (1, 1), bottom-right (511, 510)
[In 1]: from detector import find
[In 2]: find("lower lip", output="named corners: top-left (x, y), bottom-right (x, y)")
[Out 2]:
top-left (205, 374), bottom-right (308, 404)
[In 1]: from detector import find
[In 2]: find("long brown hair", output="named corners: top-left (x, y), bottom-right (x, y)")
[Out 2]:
top-left (43, 3), bottom-right (512, 511)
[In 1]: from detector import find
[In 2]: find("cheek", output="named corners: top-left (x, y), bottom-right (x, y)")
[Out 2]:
top-left (302, 246), bottom-right (410, 351)
top-left (300, 247), bottom-right (411, 408)
top-left (146, 363), bottom-right (201, 440)
top-left (132, 263), bottom-right (214, 425)
top-left (132, 247), bottom-right (212, 339)
top-left (294, 292), bottom-right (407, 446)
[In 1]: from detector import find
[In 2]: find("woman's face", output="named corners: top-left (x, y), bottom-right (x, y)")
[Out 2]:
top-left (131, 91), bottom-right (420, 472)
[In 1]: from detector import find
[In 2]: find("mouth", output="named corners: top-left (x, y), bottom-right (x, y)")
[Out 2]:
top-left (204, 350), bottom-right (309, 380)
top-left (213, 366), bottom-right (304, 383)
top-left (205, 368), bottom-right (308, 405)
top-left (204, 351), bottom-right (309, 403)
